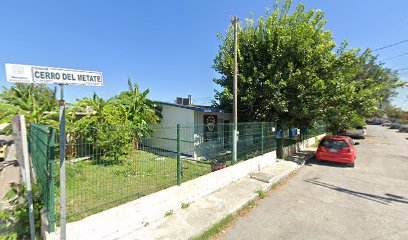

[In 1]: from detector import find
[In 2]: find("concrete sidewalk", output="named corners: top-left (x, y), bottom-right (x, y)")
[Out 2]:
top-left (128, 150), bottom-right (315, 240)
top-left (0, 141), bottom-right (21, 210)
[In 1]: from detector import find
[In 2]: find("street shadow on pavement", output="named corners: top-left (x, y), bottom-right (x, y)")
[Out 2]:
top-left (0, 160), bottom-right (19, 171)
top-left (285, 150), bottom-right (315, 165)
top-left (305, 178), bottom-right (408, 205)
top-left (305, 156), bottom-right (350, 168)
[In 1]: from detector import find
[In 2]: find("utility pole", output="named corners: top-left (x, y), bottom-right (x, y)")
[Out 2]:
top-left (232, 16), bottom-right (238, 163)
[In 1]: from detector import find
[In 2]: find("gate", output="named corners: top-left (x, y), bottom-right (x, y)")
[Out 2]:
top-left (29, 123), bottom-right (56, 232)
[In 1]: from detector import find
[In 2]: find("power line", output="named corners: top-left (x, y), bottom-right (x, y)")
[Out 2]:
top-left (373, 39), bottom-right (408, 52)
top-left (382, 52), bottom-right (408, 61)
top-left (396, 67), bottom-right (408, 71)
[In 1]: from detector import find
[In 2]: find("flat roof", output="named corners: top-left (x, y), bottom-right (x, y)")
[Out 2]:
top-left (153, 101), bottom-right (230, 113)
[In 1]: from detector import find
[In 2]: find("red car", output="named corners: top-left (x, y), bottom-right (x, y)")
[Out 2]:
top-left (316, 136), bottom-right (359, 167)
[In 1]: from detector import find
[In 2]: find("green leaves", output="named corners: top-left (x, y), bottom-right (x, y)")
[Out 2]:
top-left (214, 0), bottom-right (335, 127)
top-left (70, 79), bottom-right (162, 159)
top-left (0, 84), bottom-right (58, 126)
top-left (213, 0), bottom-right (402, 133)
top-left (0, 183), bottom-right (43, 239)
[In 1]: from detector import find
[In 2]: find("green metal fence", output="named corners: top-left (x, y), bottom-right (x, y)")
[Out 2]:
top-left (30, 121), bottom-right (325, 226)
top-left (29, 123), bottom-right (56, 232)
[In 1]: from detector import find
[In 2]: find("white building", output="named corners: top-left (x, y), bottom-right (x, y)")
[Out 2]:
top-left (148, 97), bottom-right (232, 159)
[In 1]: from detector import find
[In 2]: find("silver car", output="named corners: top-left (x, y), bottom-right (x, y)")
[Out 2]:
top-left (390, 123), bottom-right (401, 129)
top-left (399, 125), bottom-right (408, 133)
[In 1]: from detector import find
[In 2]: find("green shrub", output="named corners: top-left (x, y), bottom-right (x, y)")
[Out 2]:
top-left (181, 202), bottom-right (190, 209)
top-left (0, 183), bottom-right (43, 239)
top-left (164, 210), bottom-right (173, 217)
top-left (257, 188), bottom-right (266, 199)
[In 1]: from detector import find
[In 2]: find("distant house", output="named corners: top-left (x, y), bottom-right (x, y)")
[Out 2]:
top-left (149, 96), bottom-right (232, 159)
top-left (405, 111), bottom-right (408, 120)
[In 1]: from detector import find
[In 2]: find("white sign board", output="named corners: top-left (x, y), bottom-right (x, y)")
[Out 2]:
top-left (5, 63), bottom-right (103, 86)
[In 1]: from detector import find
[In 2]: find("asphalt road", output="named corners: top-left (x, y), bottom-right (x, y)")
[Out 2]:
top-left (222, 125), bottom-right (408, 240)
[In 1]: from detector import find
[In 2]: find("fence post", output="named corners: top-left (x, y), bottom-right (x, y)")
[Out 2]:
top-left (48, 127), bottom-right (56, 232)
top-left (230, 123), bottom-right (235, 164)
top-left (276, 121), bottom-right (283, 159)
top-left (261, 122), bottom-right (264, 155)
top-left (176, 124), bottom-right (181, 185)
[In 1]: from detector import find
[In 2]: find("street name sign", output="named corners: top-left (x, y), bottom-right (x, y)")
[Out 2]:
top-left (5, 63), bottom-right (103, 239)
top-left (5, 63), bottom-right (103, 86)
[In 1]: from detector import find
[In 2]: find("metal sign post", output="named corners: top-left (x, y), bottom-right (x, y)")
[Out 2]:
top-left (59, 85), bottom-right (67, 240)
top-left (5, 63), bottom-right (103, 240)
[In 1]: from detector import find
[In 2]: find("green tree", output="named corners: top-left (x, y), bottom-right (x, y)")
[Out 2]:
top-left (114, 79), bottom-right (162, 134)
top-left (0, 84), bottom-right (58, 125)
top-left (213, 0), bottom-right (335, 129)
top-left (70, 79), bottom-right (162, 160)
top-left (213, 0), bottom-right (402, 135)
top-left (106, 79), bottom-right (162, 152)
top-left (382, 104), bottom-right (405, 122)
top-left (69, 92), bottom-right (108, 131)
top-left (323, 45), bottom-right (402, 132)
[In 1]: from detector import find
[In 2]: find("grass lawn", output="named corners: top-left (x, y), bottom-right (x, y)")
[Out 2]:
top-left (55, 150), bottom-right (211, 223)
top-left (52, 137), bottom-right (307, 223)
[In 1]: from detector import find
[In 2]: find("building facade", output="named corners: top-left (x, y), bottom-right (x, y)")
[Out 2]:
top-left (149, 97), bottom-right (232, 159)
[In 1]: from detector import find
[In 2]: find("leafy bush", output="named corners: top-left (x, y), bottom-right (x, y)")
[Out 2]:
top-left (0, 183), bottom-right (43, 239)
top-left (0, 125), bottom-right (12, 136)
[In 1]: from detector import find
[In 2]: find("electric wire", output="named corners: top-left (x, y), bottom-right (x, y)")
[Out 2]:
top-left (373, 39), bottom-right (408, 51)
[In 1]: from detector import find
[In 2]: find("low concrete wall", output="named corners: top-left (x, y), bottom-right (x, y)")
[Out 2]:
top-left (44, 134), bottom-right (323, 240)
top-left (283, 134), bottom-right (325, 158)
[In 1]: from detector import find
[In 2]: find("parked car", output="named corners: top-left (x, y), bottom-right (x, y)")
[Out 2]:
top-left (390, 123), bottom-right (401, 129)
top-left (399, 125), bottom-right (408, 133)
top-left (316, 136), bottom-right (359, 167)
top-left (0, 140), bottom-right (7, 161)
top-left (340, 126), bottom-right (366, 139)
top-left (382, 121), bottom-right (391, 127)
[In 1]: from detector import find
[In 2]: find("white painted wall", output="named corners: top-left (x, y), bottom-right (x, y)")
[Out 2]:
top-left (44, 151), bottom-right (277, 240)
top-left (147, 105), bottom-right (232, 159)
top-left (149, 104), bottom-right (195, 155)
top-left (158, 104), bottom-right (195, 126)
top-left (43, 133), bottom-right (325, 240)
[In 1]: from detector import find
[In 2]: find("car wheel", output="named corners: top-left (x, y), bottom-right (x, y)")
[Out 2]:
top-left (348, 163), bottom-right (355, 168)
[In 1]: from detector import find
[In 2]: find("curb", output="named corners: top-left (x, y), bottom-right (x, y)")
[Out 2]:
top-left (300, 152), bottom-right (316, 166)
top-left (194, 153), bottom-right (315, 240)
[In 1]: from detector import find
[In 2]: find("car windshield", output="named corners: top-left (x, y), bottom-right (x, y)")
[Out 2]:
top-left (320, 140), bottom-right (349, 149)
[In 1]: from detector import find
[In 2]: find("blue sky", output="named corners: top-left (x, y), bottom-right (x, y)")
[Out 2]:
top-left (0, 0), bottom-right (407, 109)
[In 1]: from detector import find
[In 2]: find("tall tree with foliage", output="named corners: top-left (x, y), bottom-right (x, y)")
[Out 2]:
top-left (213, 0), bottom-right (336, 129)
top-left (323, 45), bottom-right (402, 132)
top-left (105, 79), bottom-right (162, 151)
top-left (213, 0), bottom-right (402, 134)
top-left (382, 103), bottom-right (405, 122)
